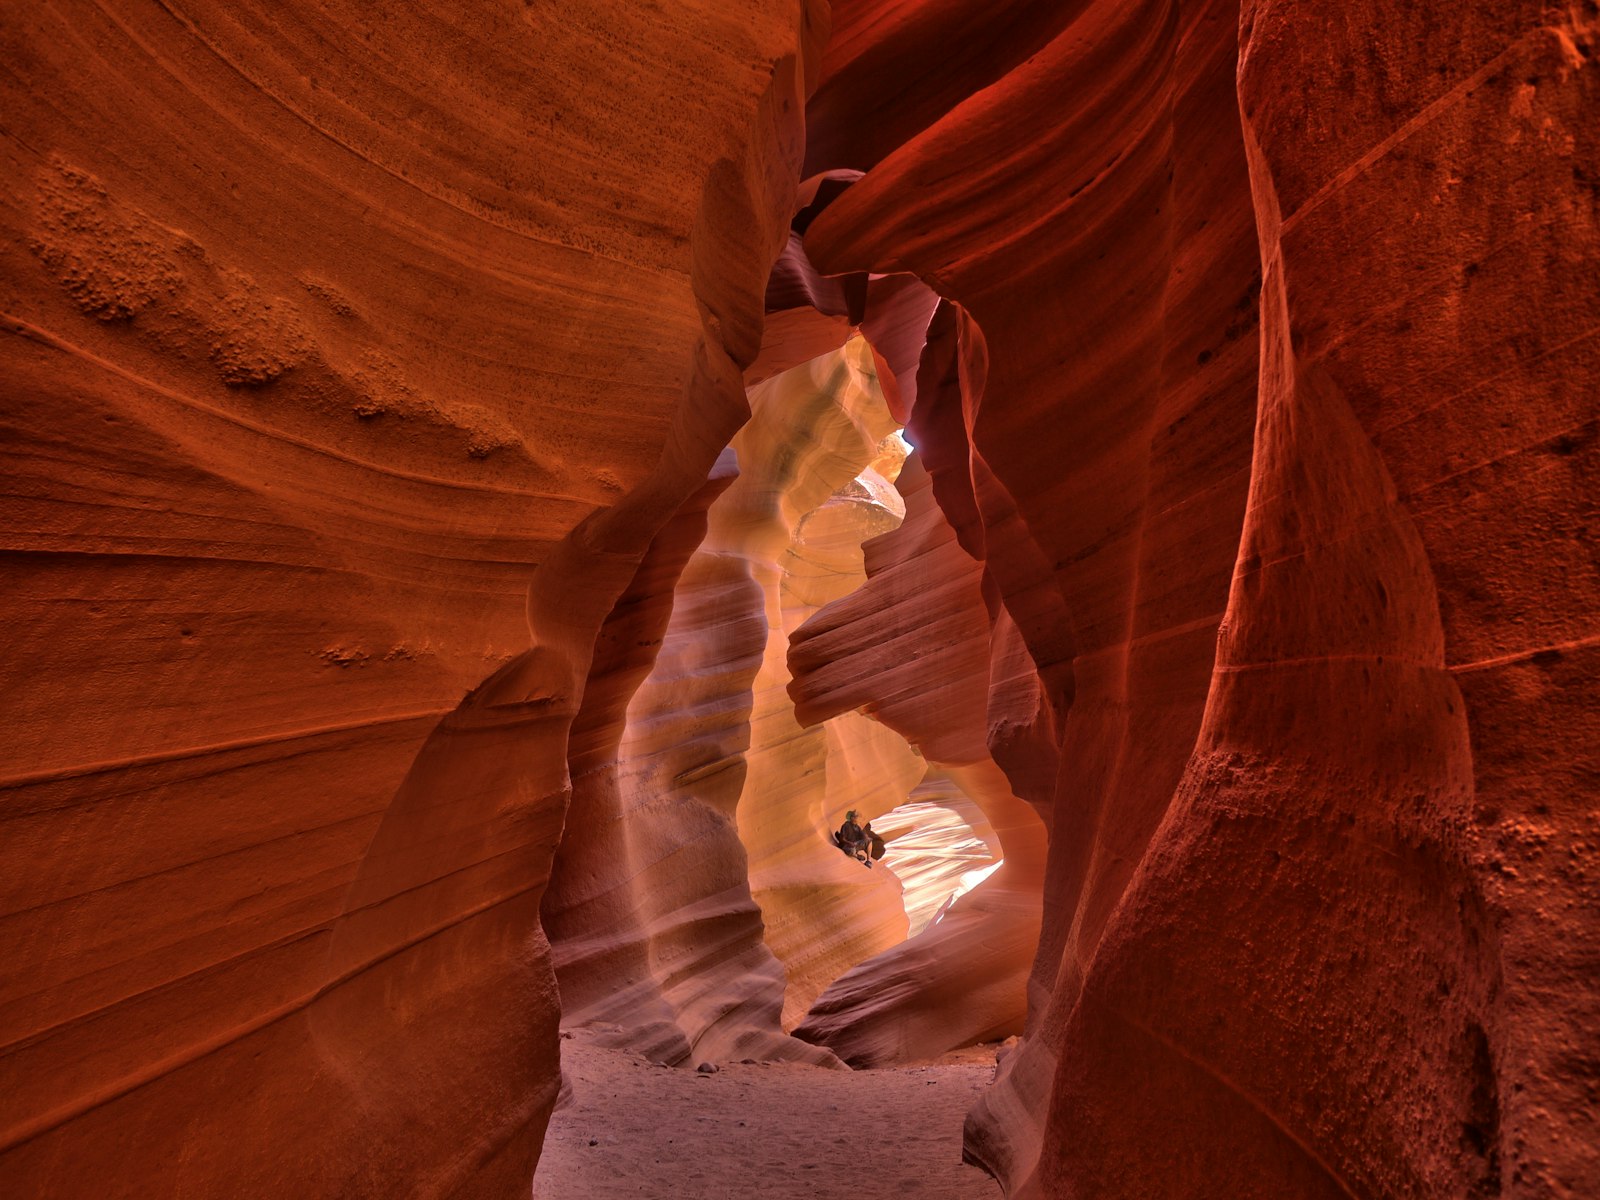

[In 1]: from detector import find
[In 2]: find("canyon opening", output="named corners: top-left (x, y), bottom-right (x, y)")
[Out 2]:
top-left (2, 2), bottom-right (1596, 1200)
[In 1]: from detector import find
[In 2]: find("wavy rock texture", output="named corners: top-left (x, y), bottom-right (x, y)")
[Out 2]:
top-left (542, 334), bottom-right (936, 1050)
top-left (1223, 5), bottom-right (1600, 1195)
top-left (538, 452), bottom-right (839, 1070)
top-left (0, 1), bottom-right (825, 1194)
top-left (5, 2), bottom-right (1597, 1198)
top-left (797, 0), bottom-right (1267, 1184)
top-left (712, 340), bottom-right (925, 1027)
top-left (805, 0), bottom-right (1598, 1197)
top-left (787, 454), bottom-right (1049, 1064)
top-left (538, 342), bottom-right (925, 1063)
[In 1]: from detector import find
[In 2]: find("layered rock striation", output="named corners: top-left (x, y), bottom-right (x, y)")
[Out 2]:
top-left (542, 337), bottom-right (924, 1046)
top-left (803, 0), bottom-right (1598, 1197)
top-left (3, 2), bottom-right (1596, 1198)
top-left (2, 1), bottom-right (827, 1194)
top-left (786, 451), bottom-right (1049, 1064)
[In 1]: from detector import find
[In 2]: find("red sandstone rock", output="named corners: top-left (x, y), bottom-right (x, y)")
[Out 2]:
top-left (713, 342), bottom-right (922, 1026)
top-left (802, 0), bottom-right (1264, 1185)
top-left (806, 0), bottom-right (1598, 1196)
top-left (0, 2), bottom-right (826, 1194)
top-left (786, 456), bottom-right (1048, 1064)
top-left (540, 453), bottom-right (843, 1068)
top-left (542, 340), bottom-right (917, 1051)
top-left (4, 2), bottom-right (1597, 1198)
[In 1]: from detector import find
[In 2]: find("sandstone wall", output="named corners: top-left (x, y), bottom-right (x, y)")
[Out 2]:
top-left (804, 0), bottom-right (1261, 1182)
top-left (1221, 6), bottom-right (1599, 1193)
top-left (4, 2), bottom-right (1595, 1197)
top-left (0, 2), bottom-right (825, 1193)
top-left (542, 339), bottom-right (922, 1045)
top-left (804, 0), bottom-right (1597, 1196)
top-left (787, 454), bottom-right (1050, 1064)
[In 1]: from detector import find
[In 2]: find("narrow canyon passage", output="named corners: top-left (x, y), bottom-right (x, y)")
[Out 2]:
top-left (530, 326), bottom-right (1042, 1194)
top-left (537, 327), bottom-right (1045, 1073)
top-left (2, 2), bottom-right (1595, 1198)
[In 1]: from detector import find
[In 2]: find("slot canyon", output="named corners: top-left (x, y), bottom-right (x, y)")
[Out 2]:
top-left (1, 1), bottom-right (1596, 1197)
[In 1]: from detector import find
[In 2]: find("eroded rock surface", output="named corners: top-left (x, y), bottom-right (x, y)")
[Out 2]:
top-left (786, 453), bottom-right (1049, 1064)
top-left (1, 2), bottom-right (826, 1194)
top-left (541, 339), bottom-right (918, 1054)
top-left (4, 2), bottom-right (1596, 1198)
top-left (804, 1), bottom-right (1598, 1197)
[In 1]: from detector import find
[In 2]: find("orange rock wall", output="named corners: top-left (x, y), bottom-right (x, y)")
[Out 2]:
top-left (1224, 5), bottom-right (1599, 1193)
top-left (542, 340), bottom-right (921, 1045)
top-left (540, 454), bottom-right (843, 1068)
top-left (804, 0), bottom-right (1263, 1181)
top-left (1, 1), bottom-right (825, 1194)
top-left (715, 343), bottom-right (920, 1027)
top-left (806, 0), bottom-right (1598, 1196)
top-left (787, 456), bottom-right (1049, 1064)
top-left (4, 2), bottom-right (1596, 1197)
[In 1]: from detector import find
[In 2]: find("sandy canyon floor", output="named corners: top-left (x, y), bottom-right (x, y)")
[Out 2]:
top-left (535, 1031), bottom-right (1004, 1199)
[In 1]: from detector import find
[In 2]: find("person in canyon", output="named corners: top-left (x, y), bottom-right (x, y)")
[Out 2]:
top-left (836, 810), bottom-right (873, 866)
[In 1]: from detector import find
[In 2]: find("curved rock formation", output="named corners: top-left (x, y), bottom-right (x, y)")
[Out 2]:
top-left (1221, 7), bottom-right (1600, 1194)
top-left (541, 338), bottom-right (919, 1049)
top-left (5, 2), bottom-right (1596, 1198)
top-left (803, 1), bottom-right (1598, 1197)
top-left (786, 451), bottom-right (1049, 1064)
top-left (873, 771), bottom-right (1003, 938)
top-left (539, 451), bottom-right (845, 1068)
top-left (709, 339), bottom-right (922, 1026)
top-left (1, 1), bottom-right (826, 1193)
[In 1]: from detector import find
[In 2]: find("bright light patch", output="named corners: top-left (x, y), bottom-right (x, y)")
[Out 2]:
top-left (931, 860), bottom-right (1003, 927)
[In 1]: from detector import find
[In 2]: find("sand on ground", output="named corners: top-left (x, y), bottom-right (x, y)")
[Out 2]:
top-left (534, 1030), bottom-right (1005, 1199)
